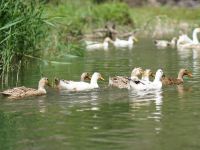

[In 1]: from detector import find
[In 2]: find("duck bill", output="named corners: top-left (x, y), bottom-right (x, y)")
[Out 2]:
top-left (188, 72), bottom-right (193, 77)
top-left (47, 82), bottom-right (52, 87)
top-left (100, 77), bottom-right (105, 81)
top-left (133, 37), bottom-right (138, 42)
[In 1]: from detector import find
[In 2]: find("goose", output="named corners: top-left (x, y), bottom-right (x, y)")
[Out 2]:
top-left (162, 69), bottom-right (192, 85)
top-left (1, 77), bottom-right (50, 99)
top-left (129, 69), bottom-right (163, 91)
top-left (108, 67), bottom-right (143, 89)
top-left (177, 28), bottom-right (200, 50)
top-left (154, 37), bottom-right (177, 49)
top-left (86, 37), bottom-right (111, 50)
top-left (55, 72), bottom-right (104, 91)
top-left (110, 35), bottom-right (138, 48)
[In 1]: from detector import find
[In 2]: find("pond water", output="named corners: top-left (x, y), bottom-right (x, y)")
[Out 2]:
top-left (1, 38), bottom-right (200, 150)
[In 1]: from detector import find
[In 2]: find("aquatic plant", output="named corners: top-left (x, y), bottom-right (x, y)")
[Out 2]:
top-left (0, 0), bottom-right (44, 82)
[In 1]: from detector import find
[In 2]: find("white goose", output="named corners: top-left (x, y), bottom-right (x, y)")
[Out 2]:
top-left (177, 28), bottom-right (200, 50)
top-left (129, 69), bottom-right (163, 91)
top-left (86, 37), bottom-right (111, 50)
top-left (110, 35), bottom-right (138, 48)
top-left (55, 72), bottom-right (104, 91)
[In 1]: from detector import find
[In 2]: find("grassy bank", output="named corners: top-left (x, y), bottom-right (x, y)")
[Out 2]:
top-left (44, 0), bottom-right (200, 47)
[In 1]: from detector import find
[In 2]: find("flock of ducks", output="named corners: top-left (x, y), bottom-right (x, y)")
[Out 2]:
top-left (85, 35), bottom-right (138, 50)
top-left (85, 27), bottom-right (200, 51)
top-left (1, 28), bottom-right (197, 100)
top-left (154, 27), bottom-right (200, 50)
top-left (1, 68), bottom-right (192, 100)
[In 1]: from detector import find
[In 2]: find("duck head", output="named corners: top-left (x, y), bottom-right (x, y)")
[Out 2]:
top-left (54, 78), bottom-right (60, 86)
top-left (194, 28), bottom-right (200, 33)
top-left (80, 72), bottom-right (91, 81)
top-left (104, 37), bottom-right (112, 43)
top-left (129, 35), bottom-right (138, 42)
top-left (179, 69), bottom-right (192, 78)
top-left (131, 67), bottom-right (143, 77)
top-left (91, 72), bottom-right (105, 81)
top-left (39, 77), bottom-right (51, 88)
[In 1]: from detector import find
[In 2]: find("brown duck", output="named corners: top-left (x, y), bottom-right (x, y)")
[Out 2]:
top-left (1, 77), bottom-right (50, 99)
top-left (108, 67), bottom-right (143, 89)
top-left (162, 69), bottom-right (192, 85)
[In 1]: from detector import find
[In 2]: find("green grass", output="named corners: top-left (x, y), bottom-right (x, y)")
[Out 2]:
top-left (42, 1), bottom-right (133, 58)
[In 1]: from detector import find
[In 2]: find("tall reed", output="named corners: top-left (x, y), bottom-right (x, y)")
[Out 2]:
top-left (0, 0), bottom-right (44, 82)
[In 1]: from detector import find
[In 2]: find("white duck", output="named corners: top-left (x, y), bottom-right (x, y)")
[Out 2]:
top-left (154, 37), bottom-right (177, 49)
top-left (63, 72), bottom-right (91, 83)
top-left (129, 69), bottom-right (163, 91)
top-left (177, 28), bottom-right (200, 50)
top-left (86, 37), bottom-right (111, 50)
top-left (110, 35), bottom-right (138, 48)
top-left (55, 72), bottom-right (104, 91)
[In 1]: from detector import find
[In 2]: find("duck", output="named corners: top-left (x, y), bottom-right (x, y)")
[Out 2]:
top-left (1, 77), bottom-right (50, 99)
top-left (162, 69), bottom-right (192, 85)
top-left (55, 72), bottom-right (104, 91)
top-left (128, 69), bottom-right (163, 91)
top-left (86, 37), bottom-right (111, 50)
top-left (177, 28), bottom-right (200, 50)
top-left (108, 67), bottom-right (143, 89)
top-left (110, 35), bottom-right (138, 48)
top-left (154, 37), bottom-right (177, 49)
top-left (63, 72), bottom-right (91, 83)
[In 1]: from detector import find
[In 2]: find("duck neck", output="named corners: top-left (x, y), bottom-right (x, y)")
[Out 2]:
top-left (103, 41), bottom-right (109, 48)
top-left (128, 36), bottom-right (133, 43)
top-left (80, 76), bottom-right (85, 81)
top-left (177, 72), bottom-right (184, 82)
top-left (193, 30), bottom-right (199, 44)
top-left (38, 83), bottom-right (46, 94)
top-left (154, 76), bottom-right (161, 82)
top-left (90, 76), bottom-right (99, 87)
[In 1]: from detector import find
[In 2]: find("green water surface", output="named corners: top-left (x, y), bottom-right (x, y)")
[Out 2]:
top-left (0, 39), bottom-right (200, 150)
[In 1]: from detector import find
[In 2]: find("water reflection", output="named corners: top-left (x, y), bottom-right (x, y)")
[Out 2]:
top-left (177, 84), bottom-right (193, 97)
top-left (129, 90), bottom-right (163, 117)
